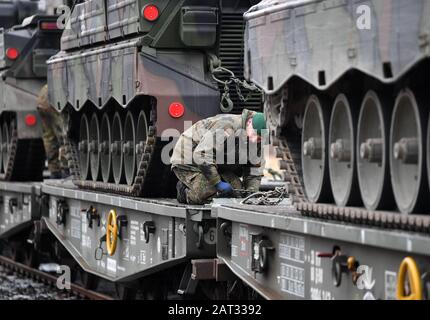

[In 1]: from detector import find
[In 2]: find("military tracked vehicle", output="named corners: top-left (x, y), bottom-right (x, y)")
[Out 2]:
top-left (0, 14), bottom-right (62, 181)
top-left (245, 0), bottom-right (430, 217)
top-left (47, 0), bottom-right (262, 198)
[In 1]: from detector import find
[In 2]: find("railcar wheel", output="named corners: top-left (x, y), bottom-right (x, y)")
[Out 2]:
top-left (136, 111), bottom-right (148, 168)
top-left (2, 122), bottom-right (10, 171)
top-left (301, 95), bottom-right (332, 203)
top-left (78, 114), bottom-right (90, 180)
top-left (23, 246), bottom-right (39, 268)
top-left (100, 113), bottom-right (113, 183)
top-left (357, 91), bottom-right (394, 210)
top-left (79, 269), bottom-right (99, 290)
top-left (329, 94), bottom-right (361, 207)
top-left (124, 112), bottom-right (136, 186)
top-left (390, 89), bottom-right (429, 214)
top-left (112, 112), bottom-right (124, 185)
top-left (115, 283), bottom-right (137, 300)
top-left (89, 114), bottom-right (101, 181)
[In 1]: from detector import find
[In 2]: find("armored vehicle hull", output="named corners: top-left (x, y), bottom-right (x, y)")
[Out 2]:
top-left (0, 15), bottom-right (62, 181)
top-left (48, 0), bottom-right (262, 197)
top-left (245, 0), bottom-right (430, 215)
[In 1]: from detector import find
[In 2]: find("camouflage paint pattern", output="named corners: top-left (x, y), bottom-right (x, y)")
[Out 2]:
top-left (244, 0), bottom-right (430, 93)
top-left (47, 0), bottom-right (232, 135)
top-left (48, 42), bottom-right (220, 134)
top-left (61, 0), bottom-right (172, 50)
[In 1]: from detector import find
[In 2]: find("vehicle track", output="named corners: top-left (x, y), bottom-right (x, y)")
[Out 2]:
top-left (276, 135), bottom-right (430, 234)
top-left (0, 120), bottom-right (45, 182)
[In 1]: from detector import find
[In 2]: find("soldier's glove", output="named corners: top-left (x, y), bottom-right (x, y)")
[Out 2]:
top-left (216, 181), bottom-right (233, 196)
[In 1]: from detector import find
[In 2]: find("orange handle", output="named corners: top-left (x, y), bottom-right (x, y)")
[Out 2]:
top-left (396, 257), bottom-right (423, 300)
top-left (106, 209), bottom-right (118, 256)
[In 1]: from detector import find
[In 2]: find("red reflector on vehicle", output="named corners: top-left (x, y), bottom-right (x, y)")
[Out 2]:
top-left (143, 4), bottom-right (159, 22)
top-left (25, 114), bottom-right (37, 127)
top-left (6, 48), bottom-right (19, 60)
top-left (169, 102), bottom-right (185, 118)
top-left (40, 22), bottom-right (59, 30)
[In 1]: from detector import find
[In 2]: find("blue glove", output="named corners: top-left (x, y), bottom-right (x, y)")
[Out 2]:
top-left (216, 181), bottom-right (233, 194)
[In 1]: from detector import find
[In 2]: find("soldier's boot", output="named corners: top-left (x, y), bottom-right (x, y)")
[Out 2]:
top-left (176, 181), bottom-right (188, 204)
top-left (61, 168), bottom-right (70, 179)
top-left (50, 171), bottom-right (63, 179)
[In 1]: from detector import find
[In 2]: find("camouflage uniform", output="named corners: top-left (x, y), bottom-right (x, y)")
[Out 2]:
top-left (37, 85), bottom-right (67, 177)
top-left (171, 109), bottom-right (264, 204)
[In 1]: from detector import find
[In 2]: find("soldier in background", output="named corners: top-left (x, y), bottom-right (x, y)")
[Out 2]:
top-left (171, 109), bottom-right (268, 205)
top-left (37, 85), bottom-right (68, 179)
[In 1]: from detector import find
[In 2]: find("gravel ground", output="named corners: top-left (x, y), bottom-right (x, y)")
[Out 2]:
top-left (0, 265), bottom-right (80, 300)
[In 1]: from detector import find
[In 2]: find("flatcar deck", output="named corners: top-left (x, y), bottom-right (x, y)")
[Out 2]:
top-left (0, 180), bottom-right (429, 300)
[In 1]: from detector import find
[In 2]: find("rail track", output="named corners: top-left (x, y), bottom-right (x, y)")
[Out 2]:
top-left (0, 255), bottom-right (113, 300)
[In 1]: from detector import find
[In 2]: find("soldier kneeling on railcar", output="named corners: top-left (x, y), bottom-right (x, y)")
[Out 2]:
top-left (171, 109), bottom-right (268, 205)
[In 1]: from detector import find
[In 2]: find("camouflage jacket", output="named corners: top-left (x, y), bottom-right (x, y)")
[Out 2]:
top-left (171, 109), bottom-right (265, 189)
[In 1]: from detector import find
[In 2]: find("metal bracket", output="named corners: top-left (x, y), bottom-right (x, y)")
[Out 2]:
top-left (56, 200), bottom-right (68, 226)
top-left (330, 253), bottom-right (360, 287)
top-left (83, 206), bottom-right (100, 229)
top-left (117, 215), bottom-right (128, 240)
top-left (251, 234), bottom-right (274, 273)
top-left (142, 221), bottom-right (155, 244)
top-left (95, 234), bottom-right (107, 261)
top-left (177, 263), bottom-right (198, 296)
top-left (191, 259), bottom-right (236, 282)
top-left (8, 198), bottom-right (18, 215)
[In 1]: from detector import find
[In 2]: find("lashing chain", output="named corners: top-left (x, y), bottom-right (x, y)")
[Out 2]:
top-left (208, 54), bottom-right (262, 113)
top-left (240, 186), bottom-right (289, 206)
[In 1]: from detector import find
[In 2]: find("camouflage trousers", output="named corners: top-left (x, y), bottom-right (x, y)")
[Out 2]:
top-left (172, 165), bottom-right (243, 205)
top-left (38, 106), bottom-right (67, 175)
top-left (37, 86), bottom-right (67, 175)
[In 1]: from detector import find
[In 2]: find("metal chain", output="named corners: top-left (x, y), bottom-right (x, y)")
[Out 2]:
top-left (208, 54), bottom-right (262, 112)
top-left (240, 186), bottom-right (289, 206)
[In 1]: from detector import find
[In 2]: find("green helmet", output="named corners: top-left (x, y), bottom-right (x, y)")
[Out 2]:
top-left (252, 112), bottom-right (267, 136)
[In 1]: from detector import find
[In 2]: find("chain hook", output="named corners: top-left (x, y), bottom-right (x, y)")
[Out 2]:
top-left (207, 54), bottom-right (263, 113)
